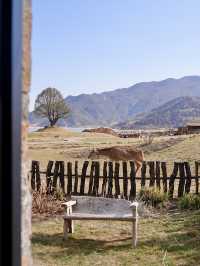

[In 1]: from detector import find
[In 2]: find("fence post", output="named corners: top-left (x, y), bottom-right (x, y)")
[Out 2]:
top-left (148, 161), bottom-right (155, 187)
top-left (107, 162), bottom-right (113, 197)
top-left (88, 161), bottom-right (95, 195)
top-left (101, 161), bottom-right (108, 196)
top-left (52, 161), bottom-right (60, 193)
top-left (59, 161), bottom-right (65, 193)
top-left (93, 161), bottom-right (100, 196)
top-left (67, 162), bottom-right (72, 195)
top-left (130, 161), bottom-right (136, 200)
top-left (114, 162), bottom-right (120, 198)
top-left (141, 161), bottom-right (146, 188)
top-left (178, 162), bottom-right (186, 197)
top-left (31, 161), bottom-right (36, 190)
top-left (123, 161), bottom-right (128, 199)
top-left (169, 162), bottom-right (179, 199)
top-left (161, 162), bottom-right (168, 193)
top-left (184, 162), bottom-right (192, 194)
top-left (46, 160), bottom-right (54, 194)
top-left (156, 161), bottom-right (161, 190)
top-left (74, 161), bottom-right (79, 194)
top-left (195, 161), bottom-right (199, 194)
top-left (80, 161), bottom-right (89, 195)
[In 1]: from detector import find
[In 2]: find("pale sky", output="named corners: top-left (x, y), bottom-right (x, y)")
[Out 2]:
top-left (30, 0), bottom-right (200, 110)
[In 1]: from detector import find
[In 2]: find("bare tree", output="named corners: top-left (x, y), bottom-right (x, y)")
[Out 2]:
top-left (34, 87), bottom-right (70, 127)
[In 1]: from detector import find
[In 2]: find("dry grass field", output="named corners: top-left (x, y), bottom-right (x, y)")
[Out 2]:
top-left (29, 127), bottom-right (200, 266)
top-left (28, 126), bottom-right (200, 168)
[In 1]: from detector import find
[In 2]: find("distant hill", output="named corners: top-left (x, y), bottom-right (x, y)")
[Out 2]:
top-left (116, 97), bottom-right (200, 129)
top-left (29, 76), bottom-right (200, 127)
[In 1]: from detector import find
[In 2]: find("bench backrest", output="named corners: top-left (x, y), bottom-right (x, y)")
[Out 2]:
top-left (71, 196), bottom-right (132, 215)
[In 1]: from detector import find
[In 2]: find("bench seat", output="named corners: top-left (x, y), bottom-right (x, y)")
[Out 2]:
top-left (64, 213), bottom-right (136, 221)
top-left (62, 196), bottom-right (138, 247)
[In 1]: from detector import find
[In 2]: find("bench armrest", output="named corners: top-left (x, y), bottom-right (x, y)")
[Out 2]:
top-left (129, 202), bottom-right (139, 209)
top-left (129, 202), bottom-right (139, 218)
top-left (62, 200), bottom-right (77, 216)
top-left (62, 200), bottom-right (77, 208)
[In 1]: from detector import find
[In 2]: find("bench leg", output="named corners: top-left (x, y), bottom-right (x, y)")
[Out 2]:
top-left (69, 220), bottom-right (74, 234)
top-left (132, 219), bottom-right (138, 247)
top-left (63, 219), bottom-right (69, 240)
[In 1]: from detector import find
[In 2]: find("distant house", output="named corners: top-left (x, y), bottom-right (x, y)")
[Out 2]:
top-left (177, 120), bottom-right (200, 135)
top-left (186, 121), bottom-right (200, 134)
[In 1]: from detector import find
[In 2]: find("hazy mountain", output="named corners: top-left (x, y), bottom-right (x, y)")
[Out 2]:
top-left (116, 97), bottom-right (200, 129)
top-left (29, 76), bottom-right (200, 127)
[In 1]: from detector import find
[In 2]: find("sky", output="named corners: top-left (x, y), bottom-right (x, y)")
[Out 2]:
top-left (30, 0), bottom-right (200, 110)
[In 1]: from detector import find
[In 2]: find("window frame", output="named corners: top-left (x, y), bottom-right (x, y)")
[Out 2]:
top-left (0, 0), bottom-right (22, 265)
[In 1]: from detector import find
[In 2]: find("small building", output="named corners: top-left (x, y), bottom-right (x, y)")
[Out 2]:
top-left (186, 121), bottom-right (200, 134)
top-left (177, 120), bottom-right (200, 135)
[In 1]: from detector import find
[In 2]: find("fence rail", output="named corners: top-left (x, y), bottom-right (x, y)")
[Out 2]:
top-left (30, 160), bottom-right (200, 199)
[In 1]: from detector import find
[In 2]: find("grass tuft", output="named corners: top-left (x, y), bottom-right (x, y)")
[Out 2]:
top-left (139, 187), bottom-right (168, 208)
top-left (178, 194), bottom-right (200, 210)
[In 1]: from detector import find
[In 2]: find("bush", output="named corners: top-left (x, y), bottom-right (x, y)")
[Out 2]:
top-left (32, 191), bottom-right (64, 215)
top-left (54, 188), bottom-right (65, 201)
top-left (139, 188), bottom-right (168, 207)
top-left (178, 194), bottom-right (200, 210)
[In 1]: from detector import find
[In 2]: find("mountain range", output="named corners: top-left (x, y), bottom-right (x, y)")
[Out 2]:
top-left (29, 76), bottom-right (200, 128)
top-left (116, 96), bottom-right (200, 129)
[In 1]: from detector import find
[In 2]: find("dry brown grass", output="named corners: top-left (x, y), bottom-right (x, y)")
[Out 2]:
top-left (32, 191), bottom-right (64, 216)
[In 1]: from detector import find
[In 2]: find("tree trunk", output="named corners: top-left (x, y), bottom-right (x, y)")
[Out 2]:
top-left (49, 119), bottom-right (57, 127)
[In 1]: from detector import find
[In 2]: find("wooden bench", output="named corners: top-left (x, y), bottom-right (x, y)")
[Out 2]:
top-left (62, 196), bottom-right (138, 247)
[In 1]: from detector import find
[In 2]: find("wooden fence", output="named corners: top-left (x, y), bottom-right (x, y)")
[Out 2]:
top-left (30, 160), bottom-right (200, 199)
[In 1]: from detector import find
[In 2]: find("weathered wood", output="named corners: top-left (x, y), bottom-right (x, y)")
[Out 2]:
top-left (31, 159), bottom-right (200, 199)
top-left (131, 202), bottom-right (138, 247)
top-left (93, 161), bottom-right (100, 196)
top-left (195, 161), bottom-right (199, 194)
top-left (88, 161), bottom-right (95, 195)
top-left (73, 161), bottom-right (79, 194)
top-left (141, 161), bottom-right (146, 187)
top-left (63, 196), bottom-right (139, 246)
top-left (67, 162), bottom-right (73, 194)
top-left (123, 161), bottom-right (128, 199)
top-left (114, 162), bottom-right (120, 197)
top-left (35, 161), bottom-right (41, 191)
top-left (148, 161), bottom-right (155, 187)
top-left (169, 162), bottom-right (179, 198)
top-left (184, 162), bottom-right (192, 194)
top-left (31, 161), bottom-right (36, 190)
top-left (178, 163), bottom-right (185, 197)
top-left (130, 161), bottom-right (136, 200)
top-left (161, 162), bottom-right (168, 193)
top-left (107, 162), bottom-right (113, 197)
top-left (46, 160), bottom-right (54, 194)
top-left (63, 219), bottom-right (69, 240)
top-left (155, 161), bottom-right (161, 190)
top-left (59, 161), bottom-right (65, 193)
top-left (64, 216), bottom-right (136, 221)
top-left (53, 161), bottom-right (60, 192)
top-left (101, 161), bottom-right (108, 196)
top-left (80, 161), bottom-right (89, 195)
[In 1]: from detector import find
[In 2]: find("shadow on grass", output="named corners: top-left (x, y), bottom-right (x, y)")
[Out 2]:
top-left (32, 232), bottom-right (133, 255)
top-left (32, 211), bottom-right (200, 265)
top-left (139, 211), bottom-right (200, 265)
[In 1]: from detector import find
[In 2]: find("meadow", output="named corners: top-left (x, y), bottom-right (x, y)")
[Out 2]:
top-left (29, 127), bottom-right (200, 266)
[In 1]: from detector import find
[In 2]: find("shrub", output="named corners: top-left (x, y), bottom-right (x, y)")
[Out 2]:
top-left (32, 191), bottom-right (64, 215)
top-left (139, 187), bottom-right (168, 207)
top-left (178, 194), bottom-right (200, 210)
top-left (54, 188), bottom-right (65, 201)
